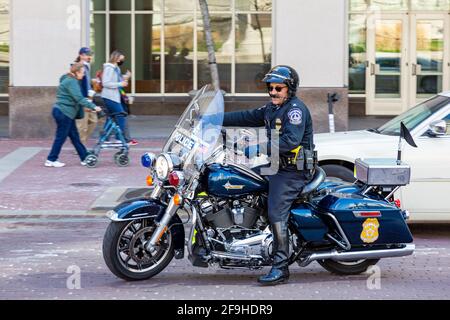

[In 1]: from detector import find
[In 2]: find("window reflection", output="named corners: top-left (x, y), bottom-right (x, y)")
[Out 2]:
top-left (110, 0), bottom-right (131, 11)
top-left (349, 15), bottom-right (366, 94)
top-left (349, 0), bottom-right (368, 11)
top-left (165, 0), bottom-right (194, 11)
top-left (197, 14), bottom-right (232, 93)
top-left (417, 20), bottom-right (444, 73)
top-left (196, 0), bottom-right (231, 11)
top-left (135, 0), bottom-right (162, 11)
top-left (164, 14), bottom-right (194, 93)
top-left (135, 14), bottom-right (161, 93)
top-left (110, 14), bottom-right (132, 93)
top-left (411, 0), bottom-right (450, 10)
top-left (235, 14), bottom-right (271, 93)
top-left (0, 0), bottom-right (9, 94)
top-left (235, 0), bottom-right (272, 12)
top-left (375, 20), bottom-right (402, 97)
top-left (90, 0), bottom-right (273, 94)
top-left (371, 0), bottom-right (407, 10)
top-left (91, 0), bottom-right (106, 11)
top-left (90, 14), bottom-right (106, 78)
top-left (416, 20), bottom-right (444, 96)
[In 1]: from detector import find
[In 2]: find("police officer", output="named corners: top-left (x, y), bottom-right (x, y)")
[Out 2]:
top-left (222, 65), bottom-right (314, 285)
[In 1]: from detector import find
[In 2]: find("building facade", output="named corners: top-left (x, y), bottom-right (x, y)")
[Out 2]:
top-left (349, 0), bottom-right (450, 116)
top-left (3, 0), bottom-right (349, 138)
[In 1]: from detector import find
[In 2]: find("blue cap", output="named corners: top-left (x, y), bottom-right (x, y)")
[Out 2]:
top-left (79, 47), bottom-right (93, 55)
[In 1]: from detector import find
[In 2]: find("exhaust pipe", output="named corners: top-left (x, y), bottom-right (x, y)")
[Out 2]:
top-left (299, 243), bottom-right (415, 267)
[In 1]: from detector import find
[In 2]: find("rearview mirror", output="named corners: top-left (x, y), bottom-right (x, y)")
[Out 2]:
top-left (428, 120), bottom-right (447, 137)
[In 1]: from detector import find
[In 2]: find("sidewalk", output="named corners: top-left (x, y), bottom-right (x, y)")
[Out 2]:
top-left (0, 138), bottom-right (165, 217)
top-left (0, 115), bottom-right (391, 217)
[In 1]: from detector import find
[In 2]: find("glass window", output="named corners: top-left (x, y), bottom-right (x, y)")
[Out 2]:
top-left (349, 0), bottom-right (368, 11)
top-left (235, 14), bottom-right (271, 93)
top-left (110, 14), bottom-right (132, 92)
top-left (164, 14), bottom-right (194, 93)
top-left (90, 1), bottom-right (273, 95)
top-left (165, 0), bottom-right (194, 11)
top-left (416, 20), bottom-right (444, 96)
top-left (197, 0), bottom-right (231, 12)
top-left (135, 14), bottom-right (161, 93)
top-left (349, 15), bottom-right (366, 94)
top-left (236, 0), bottom-right (272, 12)
top-left (91, 0), bottom-right (106, 11)
top-left (378, 95), bottom-right (450, 134)
top-left (197, 14), bottom-right (232, 93)
top-left (90, 14), bottom-right (106, 78)
top-left (110, 0), bottom-right (131, 11)
top-left (375, 19), bottom-right (403, 98)
top-left (136, 0), bottom-right (162, 11)
top-left (0, 0), bottom-right (9, 94)
top-left (371, 0), bottom-right (408, 10)
top-left (411, 0), bottom-right (450, 10)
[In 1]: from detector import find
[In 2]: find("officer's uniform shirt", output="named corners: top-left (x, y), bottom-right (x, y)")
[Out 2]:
top-left (223, 96), bottom-right (314, 158)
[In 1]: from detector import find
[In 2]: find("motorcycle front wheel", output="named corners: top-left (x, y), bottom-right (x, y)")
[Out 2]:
top-left (102, 219), bottom-right (174, 281)
top-left (317, 259), bottom-right (379, 275)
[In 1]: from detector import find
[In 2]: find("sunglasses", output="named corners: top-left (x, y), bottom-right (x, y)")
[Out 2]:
top-left (268, 85), bottom-right (287, 92)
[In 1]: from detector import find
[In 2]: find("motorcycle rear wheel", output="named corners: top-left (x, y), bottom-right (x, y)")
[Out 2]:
top-left (103, 220), bottom-right (174, 281)
top-left (318, 259), bottom-right (379, 275)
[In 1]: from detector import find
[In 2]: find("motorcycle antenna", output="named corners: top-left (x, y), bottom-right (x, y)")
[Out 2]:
top-left (397, 121), bottom-right (417, 165)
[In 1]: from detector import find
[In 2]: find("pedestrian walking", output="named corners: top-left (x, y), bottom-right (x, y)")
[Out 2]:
top-left (75, 47), bottom-right (99, 145)
top-left (101, 50), bottom-right (138, 146)
top-left (45, 63), bottom-right (102, 167)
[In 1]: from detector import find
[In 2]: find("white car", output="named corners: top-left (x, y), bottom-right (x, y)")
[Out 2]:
top-left (315, 92), bottom-right (450, 222)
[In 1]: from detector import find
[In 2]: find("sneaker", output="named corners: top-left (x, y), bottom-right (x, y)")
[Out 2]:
top-left (45, 160), bottom-right (65, 168)
top-left (80, 161), bottom-right (87, 166)
top-left (127, 139), bottom-right (139, 146)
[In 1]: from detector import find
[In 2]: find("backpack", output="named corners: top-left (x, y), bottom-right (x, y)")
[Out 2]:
top-left (91, 70), bottom-right (103, 93)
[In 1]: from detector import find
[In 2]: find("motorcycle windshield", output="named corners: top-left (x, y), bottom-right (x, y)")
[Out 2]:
top-left (162, 85), bottom-right (224, 177)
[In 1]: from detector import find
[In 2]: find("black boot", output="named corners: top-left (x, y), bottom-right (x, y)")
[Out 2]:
top-left (258, 222), bottom-right (290, 285)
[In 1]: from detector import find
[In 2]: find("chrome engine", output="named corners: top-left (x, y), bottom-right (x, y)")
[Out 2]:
top-left (199, 195), bottom-right (275, 267)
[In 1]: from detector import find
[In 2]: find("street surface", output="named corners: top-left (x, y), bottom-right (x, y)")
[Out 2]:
top-left (0, 136), bottom-right (449, 300)
top-left (0, 217), bottom-right (449, 300)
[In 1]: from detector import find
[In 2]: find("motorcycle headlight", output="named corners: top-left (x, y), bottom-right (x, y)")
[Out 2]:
top-left (155, 154), bottom-right (173, 180)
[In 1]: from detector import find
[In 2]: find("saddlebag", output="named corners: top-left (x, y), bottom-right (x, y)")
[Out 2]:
top-left (317, 193), bottom-right (413, 245)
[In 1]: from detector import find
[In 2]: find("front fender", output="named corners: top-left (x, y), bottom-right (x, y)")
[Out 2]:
top-left (108, 197), bottom-right (166, 221)
top-left (106, 197), bottom-right (185, 252)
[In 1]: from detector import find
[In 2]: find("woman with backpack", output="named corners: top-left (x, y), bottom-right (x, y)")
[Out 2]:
top-left (100, 50), bottom-right (138, 146)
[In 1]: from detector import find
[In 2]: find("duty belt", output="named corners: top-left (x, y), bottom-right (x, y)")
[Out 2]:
top-left (279, 155), bottom-right (297, 168)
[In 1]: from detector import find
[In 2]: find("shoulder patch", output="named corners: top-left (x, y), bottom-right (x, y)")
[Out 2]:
top-left (287, 108), bottom-right (302, 125)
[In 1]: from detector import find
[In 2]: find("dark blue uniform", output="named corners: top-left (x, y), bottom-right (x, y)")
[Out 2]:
top-left (223, 96), bottom-right (314, 223)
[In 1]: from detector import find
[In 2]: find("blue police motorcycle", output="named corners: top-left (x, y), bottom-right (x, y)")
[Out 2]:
top-left (102, 85), bottom-right (414, 281)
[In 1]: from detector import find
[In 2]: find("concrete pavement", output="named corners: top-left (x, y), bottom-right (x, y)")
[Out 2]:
top-left (1, 218), bottom-right (449, 300)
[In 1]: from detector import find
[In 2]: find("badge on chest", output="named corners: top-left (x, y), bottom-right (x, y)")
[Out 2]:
top-left (275, 118), bottom-right (282, 131)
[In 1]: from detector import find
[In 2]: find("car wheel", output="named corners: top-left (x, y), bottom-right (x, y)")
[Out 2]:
top-left (321, 164), bottom-right (355, 183)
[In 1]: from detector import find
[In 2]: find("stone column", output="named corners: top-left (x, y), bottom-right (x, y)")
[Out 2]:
top-left (273, 0), bottom-right (349, 131)
top-left (9, 0), bottom-right (86, 138)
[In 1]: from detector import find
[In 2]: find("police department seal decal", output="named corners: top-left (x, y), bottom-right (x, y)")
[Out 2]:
top-left (360, 218), bottom-right (380, 243)
top-left (287, 108), bottom-right (302, 125)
